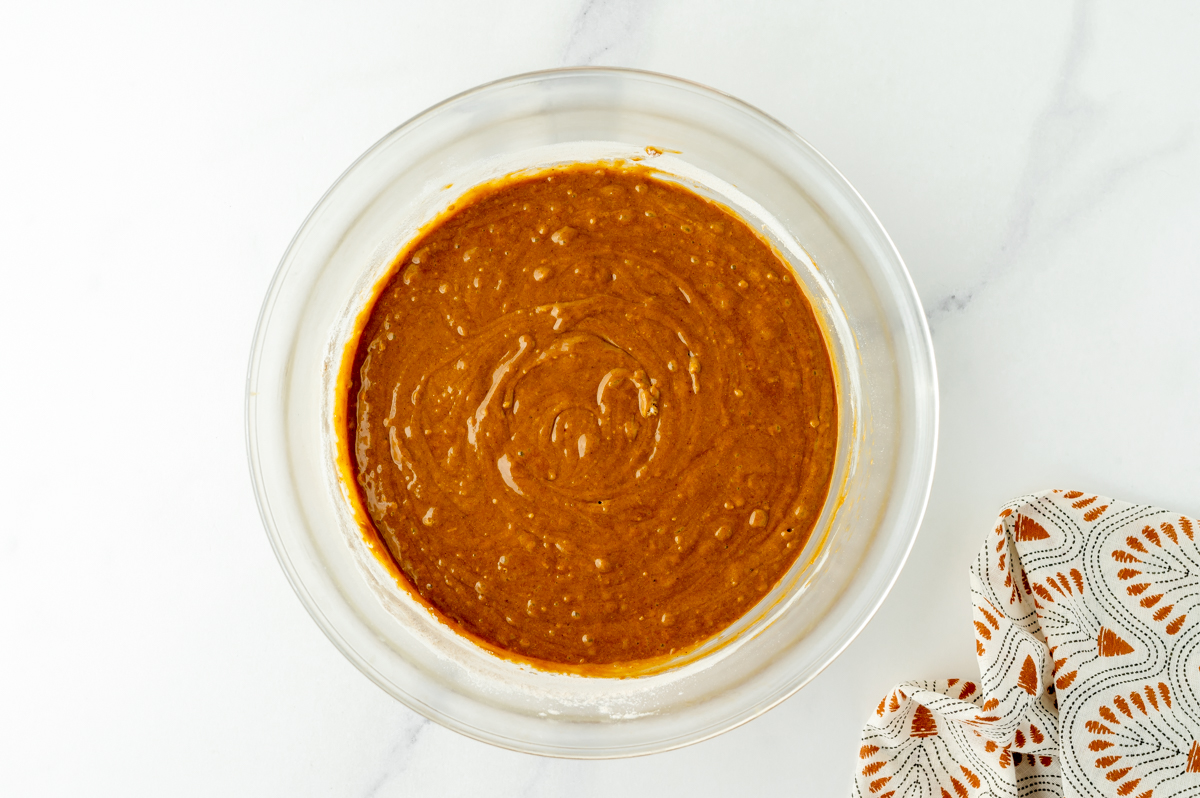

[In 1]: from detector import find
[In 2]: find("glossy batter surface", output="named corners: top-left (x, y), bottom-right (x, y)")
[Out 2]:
top-left (346, 164), bottom-right (837, 666)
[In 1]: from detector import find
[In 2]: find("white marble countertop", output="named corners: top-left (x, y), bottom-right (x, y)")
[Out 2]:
top-left (3, 2), bottom-right (1198, 794)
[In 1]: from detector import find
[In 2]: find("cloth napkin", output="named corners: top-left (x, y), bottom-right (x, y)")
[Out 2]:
top-left (853, 490), bottom-right (1200, 798)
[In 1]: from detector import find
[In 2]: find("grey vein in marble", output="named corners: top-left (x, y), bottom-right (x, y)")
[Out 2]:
top-left (561, 0), bottom-right (657, 66)
top-left (360, 714), bottom-right (432, 798)
top-left (925, 0), bottom-right (1189, 332)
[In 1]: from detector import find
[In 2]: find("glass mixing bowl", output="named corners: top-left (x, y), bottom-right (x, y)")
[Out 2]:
top-left (246, 68), bottom-right (937, 757)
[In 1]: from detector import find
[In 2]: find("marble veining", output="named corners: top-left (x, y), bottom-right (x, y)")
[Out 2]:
top-left (359, 716), bottom-right (432, 797)
top-left (562, 0), bottom-right (657, 66)
top-left (926, 0), bottom-right (1191, 331)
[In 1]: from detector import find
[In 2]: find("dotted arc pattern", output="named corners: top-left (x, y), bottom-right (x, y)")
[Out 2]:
top-left (853, 490), bottom-right (1200, 798)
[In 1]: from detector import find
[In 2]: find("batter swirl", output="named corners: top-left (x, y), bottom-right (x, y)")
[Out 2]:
top-left (343, 164), bottom-right (837, 666)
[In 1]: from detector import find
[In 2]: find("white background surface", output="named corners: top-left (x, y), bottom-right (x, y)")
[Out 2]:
top-left (3, 2), bottom-right (1198, 795)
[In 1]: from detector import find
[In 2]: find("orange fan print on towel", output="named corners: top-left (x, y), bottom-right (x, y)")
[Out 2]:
top-left (1060, 490), bottom-right (1111, 523)
top-left (855, 491), bottom-right (1200, 798)
top-left (993, 509), bottom-right (1135, 711)
top-left (855, 679), bottom-right (1027, 797)
top-left (1110, 518), bottom-right (1199, 638)
top-left (1019, 556), bottom-right (1139, 709)
top-left (1078, 682), bottom-right (1200, 797)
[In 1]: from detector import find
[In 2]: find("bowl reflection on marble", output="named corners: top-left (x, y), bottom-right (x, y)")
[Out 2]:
top-left (246, 67), bottom-right (937, 758)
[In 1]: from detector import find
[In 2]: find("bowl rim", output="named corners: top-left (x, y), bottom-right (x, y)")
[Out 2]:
top-left (245, 65), bottom-right (938, 757)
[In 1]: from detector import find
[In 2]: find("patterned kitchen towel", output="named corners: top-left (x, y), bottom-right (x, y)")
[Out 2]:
top-left (853, 490), bottom-right (1200, 798)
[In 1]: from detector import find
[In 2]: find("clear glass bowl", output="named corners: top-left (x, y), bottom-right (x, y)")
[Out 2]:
top-left (246, 68), bottom-right (937, 758)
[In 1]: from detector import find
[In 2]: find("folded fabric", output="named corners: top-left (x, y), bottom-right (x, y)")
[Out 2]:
top-left (854, 490), bottom-right (1200, 798)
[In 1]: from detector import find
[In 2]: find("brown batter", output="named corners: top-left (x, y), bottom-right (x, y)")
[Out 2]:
top-left (342, 163), bottom-right (838, 668)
